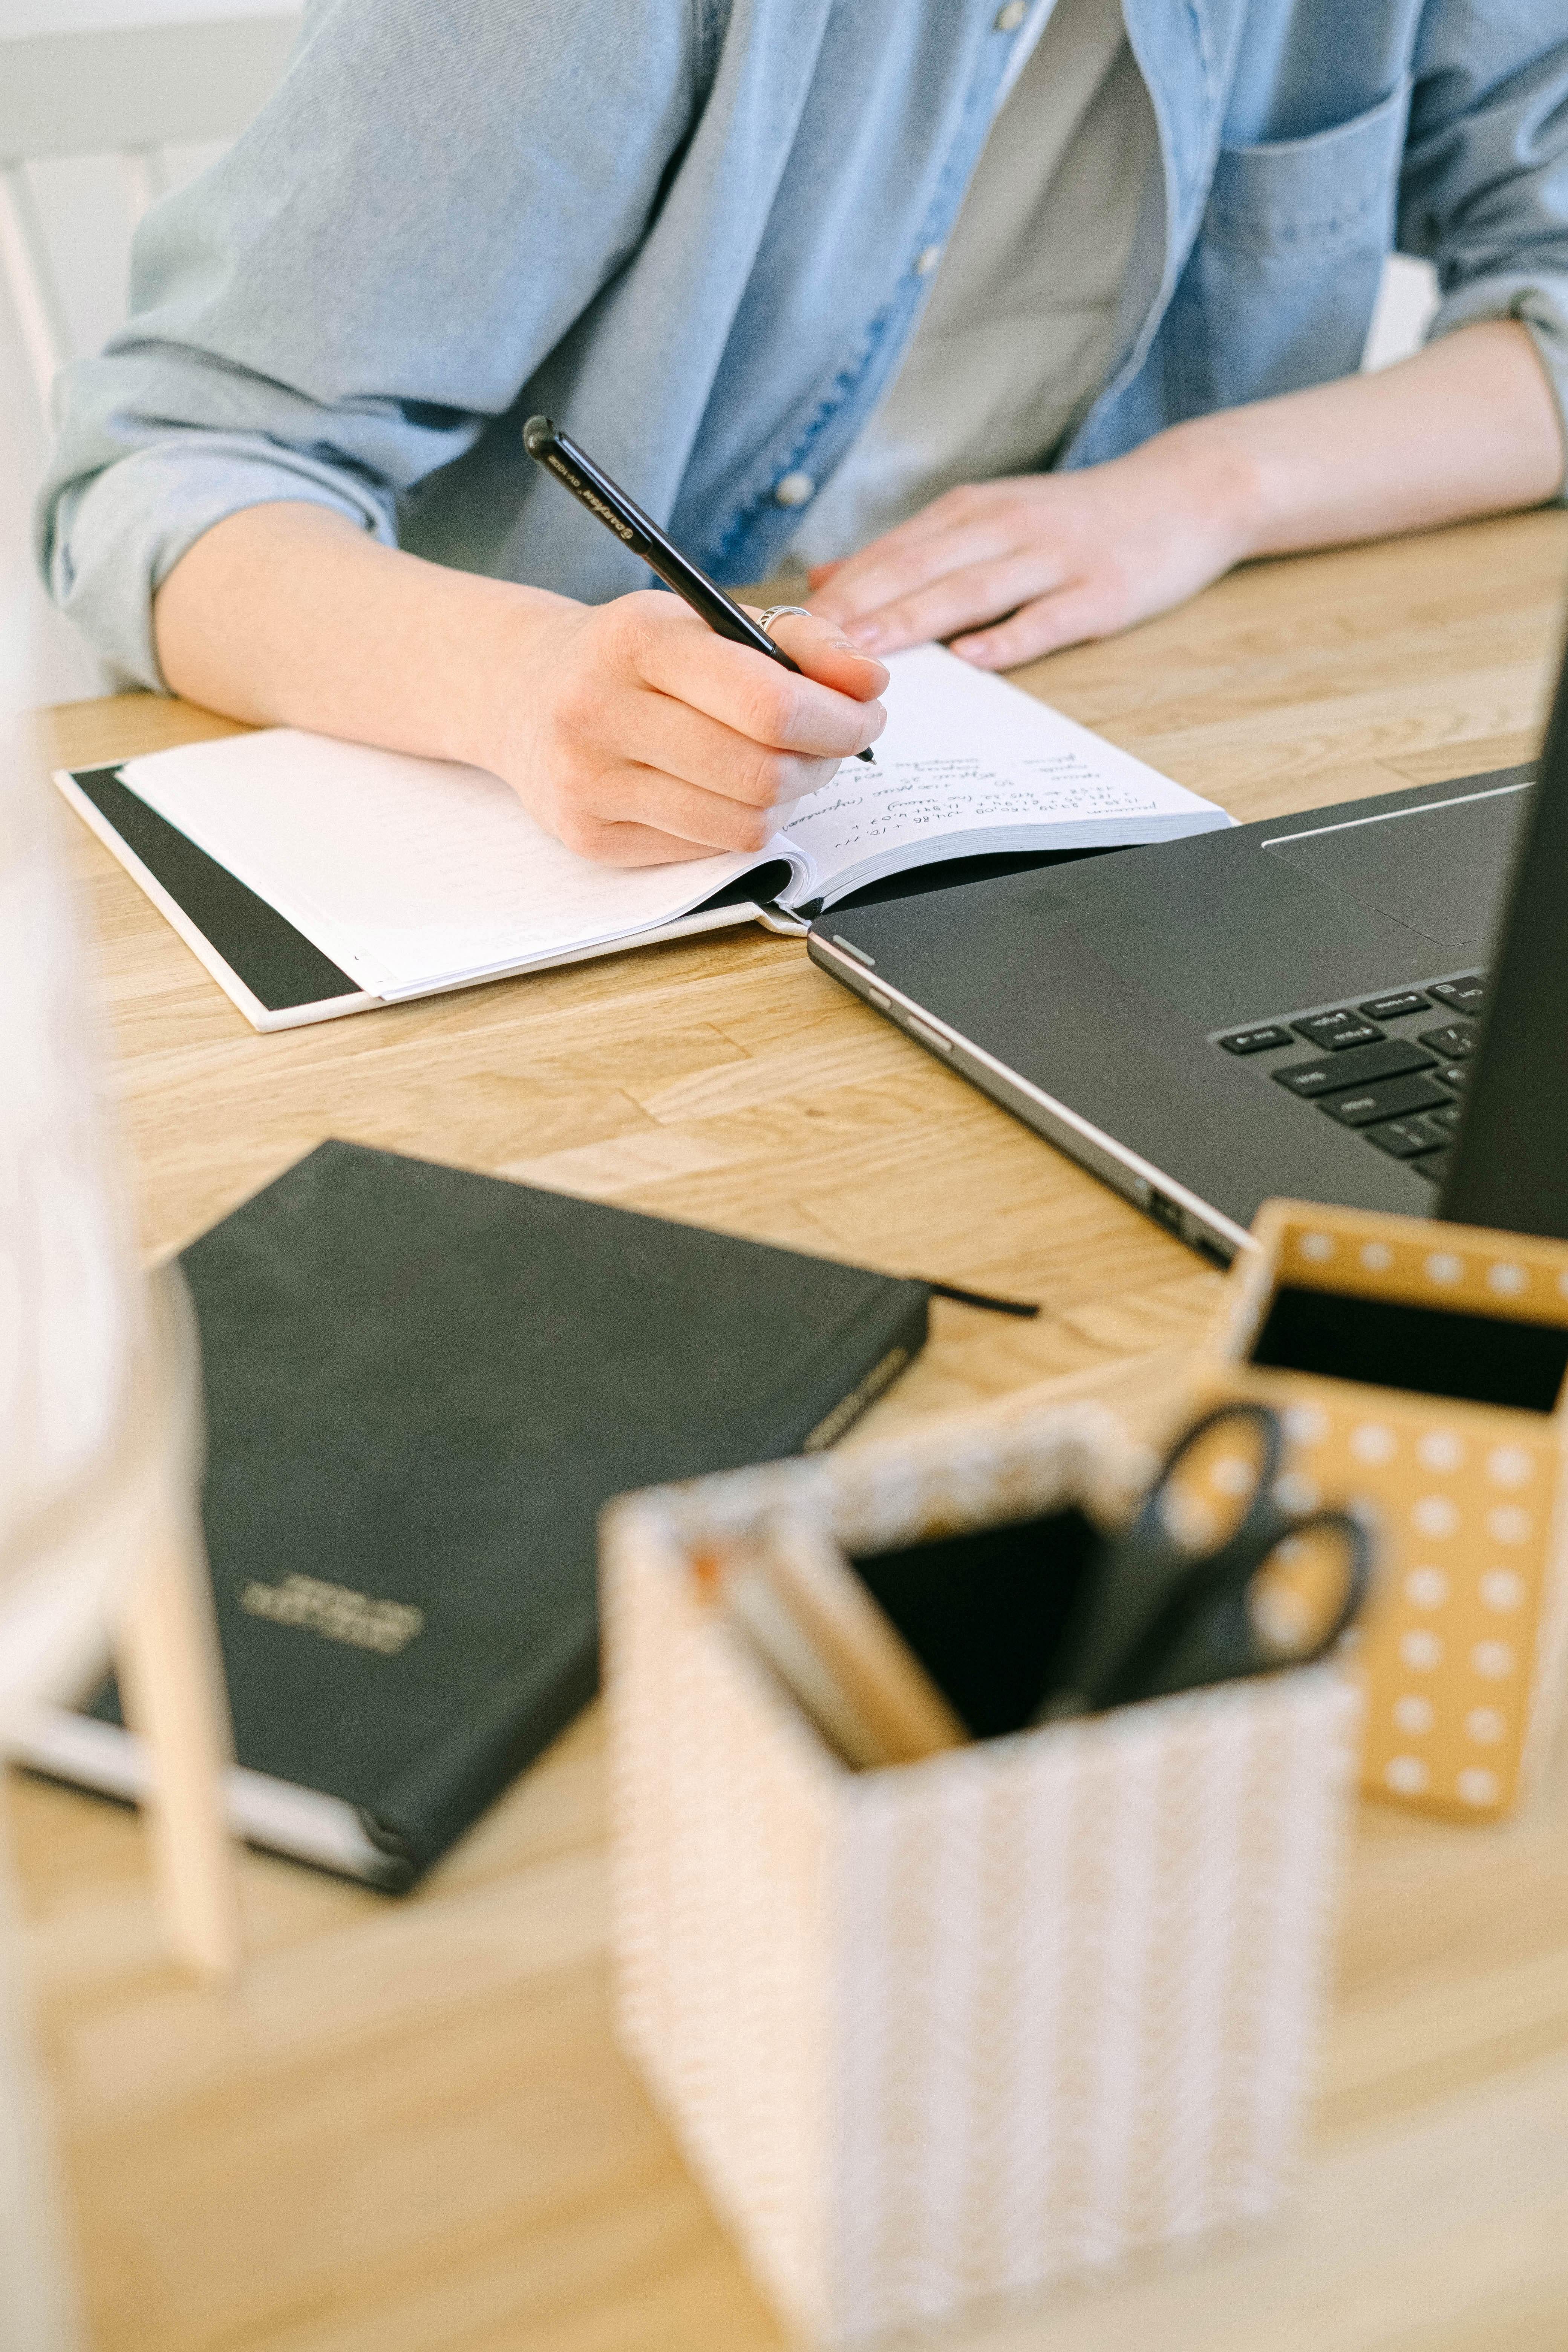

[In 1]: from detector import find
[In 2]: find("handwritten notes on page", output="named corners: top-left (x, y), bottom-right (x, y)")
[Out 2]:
top-left (781, 643), bottom-right (1229, 903)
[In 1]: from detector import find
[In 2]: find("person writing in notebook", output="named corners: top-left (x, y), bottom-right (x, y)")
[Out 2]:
top-left (41, 1), bottom-right (1568, 870)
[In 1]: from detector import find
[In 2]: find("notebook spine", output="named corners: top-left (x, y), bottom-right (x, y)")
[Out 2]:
top-left (756, 1280), bottom-right (930, 1459)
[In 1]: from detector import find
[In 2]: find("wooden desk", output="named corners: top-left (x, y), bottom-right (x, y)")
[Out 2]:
top-left (15, 511), bottom-right (1568, 2352)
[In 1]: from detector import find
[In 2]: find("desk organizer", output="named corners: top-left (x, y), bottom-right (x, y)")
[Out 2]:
top-left (602, 1401), bottom-right (1359, 2344)
top-left (1195, 1200), bottom-right (1568, 1821)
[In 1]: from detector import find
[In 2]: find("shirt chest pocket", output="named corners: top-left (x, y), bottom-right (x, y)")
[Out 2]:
top-left (1204, 75), bottom-right (1414, 258)
top-left (1164, 76), bottom-right (1414, 414)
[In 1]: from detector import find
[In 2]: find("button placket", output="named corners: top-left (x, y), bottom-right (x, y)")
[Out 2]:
top-left (743, 30), bottom-right (1008, 565)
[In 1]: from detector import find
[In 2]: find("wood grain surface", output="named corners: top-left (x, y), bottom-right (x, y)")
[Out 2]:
top-left (13, 509), bottom-right (1568, 2351)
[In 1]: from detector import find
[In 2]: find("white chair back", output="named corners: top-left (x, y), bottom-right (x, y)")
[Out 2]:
top-left (0, 15), bottom-right (299, 410)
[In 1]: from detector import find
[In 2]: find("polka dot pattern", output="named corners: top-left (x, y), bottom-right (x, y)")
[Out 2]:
top-left (1194, 1204), bottom-right (1568, 1821)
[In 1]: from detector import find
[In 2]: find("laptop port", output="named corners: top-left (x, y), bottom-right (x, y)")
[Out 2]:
top-left (1149, 1190), bottom-right (1185, 1236)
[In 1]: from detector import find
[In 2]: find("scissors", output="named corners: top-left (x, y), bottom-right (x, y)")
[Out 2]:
top-left (1033, 1400), bottom-right (1372, 1721)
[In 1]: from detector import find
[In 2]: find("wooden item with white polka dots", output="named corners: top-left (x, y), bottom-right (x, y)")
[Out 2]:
top-left (1195, 1200), bottom-right (1568, 1821)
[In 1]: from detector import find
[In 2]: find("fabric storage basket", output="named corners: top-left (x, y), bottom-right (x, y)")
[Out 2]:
top-left (602, 1400), bottom-right (1361, 2344)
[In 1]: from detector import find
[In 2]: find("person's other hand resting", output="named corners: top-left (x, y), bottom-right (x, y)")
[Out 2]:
top-left (810, 321), bottom-right (1565, 669)
top-left (808, 439), bottom-right (1246, 671)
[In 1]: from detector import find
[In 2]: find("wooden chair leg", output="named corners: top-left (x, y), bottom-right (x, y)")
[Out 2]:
top-left (0, 1796), bottom-right (83, 2352)
top-left (115, 1487), bottom-right (241, 1985)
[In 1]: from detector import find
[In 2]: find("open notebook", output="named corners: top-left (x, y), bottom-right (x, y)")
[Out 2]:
top-left (55, 642), bottom-right (1229, 1031)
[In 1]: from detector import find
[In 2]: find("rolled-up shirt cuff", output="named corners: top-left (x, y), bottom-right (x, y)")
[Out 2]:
top-left (1426, 273), bottom-right (1568, 505)
top-left (37, 437), bottom-right (398, 692)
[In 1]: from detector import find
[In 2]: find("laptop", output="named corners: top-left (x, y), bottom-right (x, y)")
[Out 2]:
top-left (809, 619), bottom-right (1568, 1259)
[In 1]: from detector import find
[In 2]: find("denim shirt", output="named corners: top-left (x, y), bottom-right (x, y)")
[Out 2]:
top-left (39, 0), bottom-right (1568, 689)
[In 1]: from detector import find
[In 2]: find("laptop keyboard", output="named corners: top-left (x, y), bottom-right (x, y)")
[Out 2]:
top-left (1214, 972), bottom-right (1487, 1188)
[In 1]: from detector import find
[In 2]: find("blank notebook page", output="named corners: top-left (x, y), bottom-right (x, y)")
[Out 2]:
top-left (118, 732), bottom-right (762, 995)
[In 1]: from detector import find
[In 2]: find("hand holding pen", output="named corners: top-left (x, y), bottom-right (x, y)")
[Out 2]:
top-left (514, 417), bottom-right (885, 865)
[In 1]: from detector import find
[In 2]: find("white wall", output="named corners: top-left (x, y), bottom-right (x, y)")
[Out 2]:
top-left (5, 0), bottom-right (282, 33)
top-left (0, 12), bottom-right (1437, 718)
top-left (1363, 251), bottom-right (1440, 374)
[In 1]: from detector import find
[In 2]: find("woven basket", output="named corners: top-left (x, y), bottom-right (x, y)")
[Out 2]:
top-left (602, 1399), bottom-right (1360, 2343)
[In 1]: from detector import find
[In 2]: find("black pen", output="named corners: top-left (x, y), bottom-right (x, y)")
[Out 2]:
top-left (523, 415), bottom-right (875, 761)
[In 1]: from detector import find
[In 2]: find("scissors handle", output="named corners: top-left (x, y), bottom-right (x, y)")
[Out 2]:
top-left (1133, 1399), bottom-right (1282, 1550)
top-left (1095, 1505), bottom-right (1372, 1712)
top-left (1032, 1399), bottom-right (1373, 1722)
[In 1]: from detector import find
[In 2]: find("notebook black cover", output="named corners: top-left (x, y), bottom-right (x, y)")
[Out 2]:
top-left (67, 764), bottom-right (363, 1013)
top-left (80, 1141), bottom-right (928, 1886)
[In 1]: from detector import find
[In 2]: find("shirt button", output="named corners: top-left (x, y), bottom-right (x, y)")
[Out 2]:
top-left (773, 470), bottom-right (815, 508)
top-left (915, 243), bottom-right (943, 277)
top-left (995, 0), bottom-right (1027, 29)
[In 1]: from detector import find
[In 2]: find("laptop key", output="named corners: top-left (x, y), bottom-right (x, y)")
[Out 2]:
top-left (1360, 991), bottom-right (1429, 1020)
top-left (1319, 1074), bottom-right (1452, 1128)
top-left (1272, 1037), bottom-right (1436, 1097)
top-left (1418, 1022), bottom-right (1476, 1060)
top-left (1437, 1063), bottom-right (1467, 1090)
top-left (1412, 1150), bottom-right (1453, 1186)
top-left (1364, 1112), bottom-right (1452, 1159)
top-left (1218, 1023), bottom-right (1294, 1055)
top-left (1429, 975), bottom-right (1486, 1014)
top-left (1426, 1101), bottom-right (1464, 1135)
top-left (1292, 1009), bottom-right (1384, 1050)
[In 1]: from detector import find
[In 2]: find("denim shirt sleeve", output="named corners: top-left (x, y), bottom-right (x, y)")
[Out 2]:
top-left (35, 0), bottom-right (706, 688)
top-left (1400, 2), bottom-right (1568, 496)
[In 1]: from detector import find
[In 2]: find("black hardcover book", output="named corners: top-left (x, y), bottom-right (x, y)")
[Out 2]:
top-left (18, 1141), bottom-right (926, 1887)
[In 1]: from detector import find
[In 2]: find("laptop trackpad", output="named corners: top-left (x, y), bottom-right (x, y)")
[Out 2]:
top-left (1261, 785), bottom-right (1530, 953)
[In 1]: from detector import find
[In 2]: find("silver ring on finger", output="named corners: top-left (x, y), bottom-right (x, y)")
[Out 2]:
top-left (756, 603), bottom-right (812, 640)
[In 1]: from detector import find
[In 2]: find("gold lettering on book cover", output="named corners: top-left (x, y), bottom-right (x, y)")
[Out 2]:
top-left (237, 1573), bottom-right (425, 1655)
